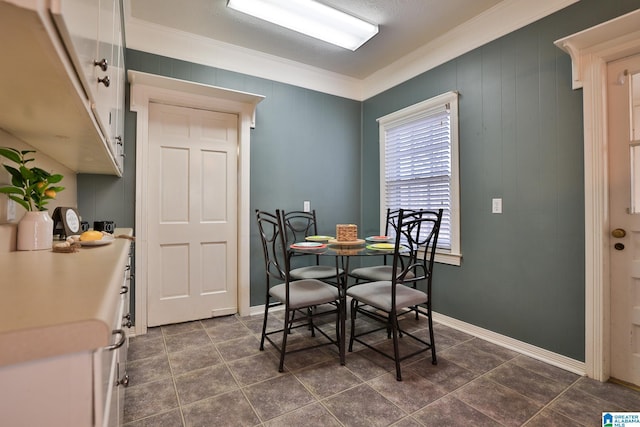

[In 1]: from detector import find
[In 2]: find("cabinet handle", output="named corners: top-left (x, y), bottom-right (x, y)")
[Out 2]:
top-left (105, 329), bottom-right (125, 351)
top-left (117, 373), bottom-right (129, 387)
top-left (93, 58), bottom-right (108, 71)
top-left (98, 75), bottom-right (110, 87)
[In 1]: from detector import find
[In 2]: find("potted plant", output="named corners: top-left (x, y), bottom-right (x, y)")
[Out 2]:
top-left (0, 147), bottom-right (65, 250)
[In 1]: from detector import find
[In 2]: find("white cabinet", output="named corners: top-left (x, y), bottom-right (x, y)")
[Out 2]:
top-left (0, 238), bottom-right (133, 426)
top-left (51, 0), bottom-right (126, 171)
top-left (0, 0), bottom-right (125, 175)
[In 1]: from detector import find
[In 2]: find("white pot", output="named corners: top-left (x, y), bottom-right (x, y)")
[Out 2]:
top-left (17, 211), bottom-right (54, 251)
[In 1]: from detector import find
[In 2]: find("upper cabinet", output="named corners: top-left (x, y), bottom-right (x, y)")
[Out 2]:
top-left (0, 0), bottom-right (125, 175)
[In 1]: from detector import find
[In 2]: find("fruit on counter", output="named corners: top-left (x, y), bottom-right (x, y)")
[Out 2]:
top-left (79, 230), bottom-right (103, 241)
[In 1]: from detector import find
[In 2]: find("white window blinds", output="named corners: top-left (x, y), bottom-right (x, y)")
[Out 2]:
top-left (378, 91), bottom-right (460, 259)
top-left (383, 106), bottom-right (451, 248)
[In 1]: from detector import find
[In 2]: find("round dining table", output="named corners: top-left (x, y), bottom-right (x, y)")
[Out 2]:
top-left (289, 238), bottom-right (408, 365)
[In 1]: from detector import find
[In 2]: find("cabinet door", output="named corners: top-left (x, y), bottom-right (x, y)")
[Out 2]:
top-left (50, 0), bottom-right (99, 100)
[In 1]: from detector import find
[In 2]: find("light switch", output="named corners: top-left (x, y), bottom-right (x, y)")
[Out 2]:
top-left (492, 198), bottom-right (502, 214)
top-left (303, 201), bottom-right (310, 212)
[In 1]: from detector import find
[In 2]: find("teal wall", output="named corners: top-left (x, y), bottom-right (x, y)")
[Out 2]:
top-left (362, 0), bottom-right (640, 361)
top-left (77, 0), bottom-right (640, 360)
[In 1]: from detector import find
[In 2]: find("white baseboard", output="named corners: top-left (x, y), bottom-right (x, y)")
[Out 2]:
top-left (432, 312), bottom-right (586, 376)
top-left (247, 304), bottom-right (586, 376)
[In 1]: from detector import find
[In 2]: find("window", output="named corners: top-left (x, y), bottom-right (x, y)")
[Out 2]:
top-left (378, 91), bottom-right (461, 265)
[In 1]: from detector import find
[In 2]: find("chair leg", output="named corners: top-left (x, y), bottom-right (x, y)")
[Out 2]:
top-left (348, 299), bottom-right (358, 352)
top-left (390, 313), bottom-right (402, 381)
top-left (427, 307), bottom-right (437, 365)
top-left (279, 309), bottom-right (291, 372)
top-left (260, 301), bottom-right (269, 351)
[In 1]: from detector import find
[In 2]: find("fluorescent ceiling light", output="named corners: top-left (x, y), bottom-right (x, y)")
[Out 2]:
top-left (227, 0), bottom-right (379, 51)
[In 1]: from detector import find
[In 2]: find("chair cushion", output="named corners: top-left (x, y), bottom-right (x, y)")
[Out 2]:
top-left (290, 265), bottom-right (344, 280)
top-left (346, 281), bottom-right (427, 312)
top-left (350, 265), bottom-right (415, 282)
top-left (270, 279), bottom-right (340, 309)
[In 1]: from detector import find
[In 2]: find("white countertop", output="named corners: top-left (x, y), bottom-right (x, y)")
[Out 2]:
top-left (0, 228), bottom-right (133, 367)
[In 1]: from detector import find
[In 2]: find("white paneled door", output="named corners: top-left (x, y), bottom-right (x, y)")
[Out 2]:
top-left (147, 102), bottom-right (238, 326)
top-left (608, 54), bottom-right (640, 386)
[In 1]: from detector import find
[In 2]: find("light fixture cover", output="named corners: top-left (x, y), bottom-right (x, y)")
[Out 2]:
top-left (227, 0), bottom-right (379, 51)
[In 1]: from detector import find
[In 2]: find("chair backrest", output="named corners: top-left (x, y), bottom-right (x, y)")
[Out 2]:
top-left (392, 209), bottom-right (443, 289)
top-left (281, 210), bottom-right (319, 242)
top-left (255, 209), bottom-right (289, 285)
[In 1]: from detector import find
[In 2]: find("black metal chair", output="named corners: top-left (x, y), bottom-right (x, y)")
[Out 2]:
top-left (349, 208), bottom-right (405, 283)
top-left (256, 209), bottom-right (341, 372)
top-left (347, 208), bottom-right (443, 381)
top-left (282, 210), bottom-right (344, 283)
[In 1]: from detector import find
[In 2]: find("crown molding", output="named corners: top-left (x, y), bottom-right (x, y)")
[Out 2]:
top-left (124, 0), bottom-right (579, 101)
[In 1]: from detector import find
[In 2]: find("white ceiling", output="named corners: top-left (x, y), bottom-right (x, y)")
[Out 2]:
top-left (127, 0), bottom-right (506, 79)
top-left (124, 0), bottom-right (579, 99)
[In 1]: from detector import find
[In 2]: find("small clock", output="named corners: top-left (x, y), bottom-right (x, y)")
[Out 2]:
top-left (52, 207), bottom-right (81, 238)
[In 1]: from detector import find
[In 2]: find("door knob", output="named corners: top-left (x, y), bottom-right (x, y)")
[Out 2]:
top-left (612, 228), bottom-right (626, 238)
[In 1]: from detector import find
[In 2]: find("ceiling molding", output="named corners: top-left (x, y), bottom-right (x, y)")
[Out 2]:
top-left (124, 0), bottom-right (579, 101)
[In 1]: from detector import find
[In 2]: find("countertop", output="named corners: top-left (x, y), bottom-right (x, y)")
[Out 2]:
top-left (0, 228), bottom-right (133, 367)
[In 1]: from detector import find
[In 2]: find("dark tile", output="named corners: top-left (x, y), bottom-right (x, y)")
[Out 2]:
top-left (215, 334), bottom-right (263, 361)
top-left (263, 402), bottom-right (342, 427)
top-left (547, 386), bottom-right (625, 426)
top-left (368, 371), bottom-right (447, 413)
top-left (472, 338), bottom-right (520, 361)
top-left (162, 321), bottom-right (204, 336)
top-left (204, 318), bottom-right (253, 343)
top-left (523, 408), bottom-right (585, 427)
top-left (243, 374), bottom-right (316, 421)
top-left (432, 323), bottom-right (475, 343)
top-left (413, 395), bottom-right (502, 427)
top-left (127, 353), bottom-right (172, 385)
top-left (227, 351), bottom-right (286, 386)
top-left (323, 384), bottom-right (406, 427)
top-left (408, 356), bottom-right (477, 392)
top-left (174, 364), bottom-right (238, 405)
top-left (168, 344), bottom-right (222, 375)
top-left (343, 351), bottom-right (391, 380)
top-left (128, 336), bottom-right (166, 361)
top-left (123, 409), bottom-right (184, 427)
top-left (164, 330), bottom-right (212, 354)
top-left (123, 378), bottom-right (179, 424)
top-left (182, 390), bottom-right (260, 427)
top-left (572, 377), bottom-right (640, 410)
top-left (295, 361), bottom-right (362, 398)
top-left (453, 377), bottom-right (542, 427)
top-left (440, 341), bottom-right (511, 374)
top-left (389, 417), bottom-right (423, 427)
top-left (511, 355), bottom-right (580, 386)
top-left (486, 362), bottom-right (570, 404)
top-left (282, 345), bottom-right (337, 372)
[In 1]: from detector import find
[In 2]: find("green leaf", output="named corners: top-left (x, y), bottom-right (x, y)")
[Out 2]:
top-left (47, 174), bottom-right (64, 184)
top-left (8, 195), bottom-right (30, 211)
top-left (0, 147), bottom-right (21, 164)
top-left (0, 186), bottom-right (24, 195)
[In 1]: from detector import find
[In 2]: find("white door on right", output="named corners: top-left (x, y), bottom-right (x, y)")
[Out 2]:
top-left (608, 54), bottom-right (640, 386)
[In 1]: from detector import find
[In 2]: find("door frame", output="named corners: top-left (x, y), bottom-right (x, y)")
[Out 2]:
top-left (555, 9), bottom-right (640, 381)
top-left (128, 70), bottom-right (264, 335)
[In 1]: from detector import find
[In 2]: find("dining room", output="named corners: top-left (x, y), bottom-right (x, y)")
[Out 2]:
top-left (90, 1), bottom-right (640, 425)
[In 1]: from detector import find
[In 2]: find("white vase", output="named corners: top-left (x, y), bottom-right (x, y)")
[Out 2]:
top-left (17, 211), bottom-right (54, 251)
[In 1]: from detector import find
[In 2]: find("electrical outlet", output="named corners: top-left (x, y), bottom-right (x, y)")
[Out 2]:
top-left (303, 201), bottom-right (310, 212)
top-left (492, 198), bottom-right (502, 214)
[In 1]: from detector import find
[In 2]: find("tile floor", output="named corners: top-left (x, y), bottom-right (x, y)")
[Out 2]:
top-left (123, 311), bottom-right (640, 426)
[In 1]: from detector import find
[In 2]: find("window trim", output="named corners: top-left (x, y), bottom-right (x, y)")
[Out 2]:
top-left (378, 91), bottom-right (461, 266)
